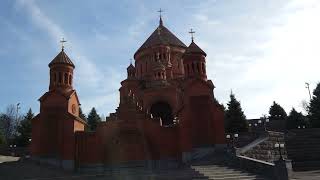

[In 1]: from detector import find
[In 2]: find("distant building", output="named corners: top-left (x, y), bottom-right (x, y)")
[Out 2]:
top-left (31, 16), bottom-right (225, 170)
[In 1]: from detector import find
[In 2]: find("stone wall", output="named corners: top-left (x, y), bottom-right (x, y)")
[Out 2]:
top-left (240, 131), bottom-right (287, 163)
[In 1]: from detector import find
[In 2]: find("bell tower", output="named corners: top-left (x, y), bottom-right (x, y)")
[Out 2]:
top-left (48, 39), bottom-right (75, 91)
top-left (183, 29), bottom-right (207, 81)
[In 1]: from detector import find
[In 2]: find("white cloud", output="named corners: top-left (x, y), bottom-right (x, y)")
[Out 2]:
top-left (191, 0), bottom-right (320, 118)
top-left (15, 0), bottom-right (121, 115)
top-left (13, 0), bottom-right (320, 119)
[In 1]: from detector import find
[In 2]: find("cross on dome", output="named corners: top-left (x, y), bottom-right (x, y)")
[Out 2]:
top-left (189, 28), bottom-right (195, 42)
top-left (158, 8), bottom-right (164, 26)
top-left (60, 38), bottom-right (67, 51)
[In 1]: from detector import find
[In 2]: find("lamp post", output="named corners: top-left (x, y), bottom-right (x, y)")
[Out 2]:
top-left (274, 139), bottom-right (285, 160)
top-left (305, 82), bottom-right (312, 101)
top-left (226, 133), bottom-right (239, 154)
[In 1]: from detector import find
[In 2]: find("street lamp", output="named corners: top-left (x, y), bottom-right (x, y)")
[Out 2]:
top-left (226, 133), bottom-right (239, 150)
top-left (305, 82), bottom-right (312, 101)
top-left (265, 118), bottom-right (270, 131)
top-left (274, 140), bottom-right (285, 160)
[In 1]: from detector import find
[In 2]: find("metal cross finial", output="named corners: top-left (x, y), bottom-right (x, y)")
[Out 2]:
top-left (158, 8), bottom-right (164, 18)
top-left (158, 8), bottom-right (164, 25)
top-left (189, 28), bottom-right (195, 42)
top-left (60, 38), bottom-right (67, 51)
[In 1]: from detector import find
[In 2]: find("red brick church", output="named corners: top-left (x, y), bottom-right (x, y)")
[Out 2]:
top-left (31, 16), bottom-right (226, 170)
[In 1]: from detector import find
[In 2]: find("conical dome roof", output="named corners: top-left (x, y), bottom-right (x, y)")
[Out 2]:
top-left (127, 63), bottom-right (135, 70)
top-left (184, 41), bottom-right (207, 57)
top-left (49, 50), bottom-right (75, 68)
top-left (134, 22), bottom-right (186, 57)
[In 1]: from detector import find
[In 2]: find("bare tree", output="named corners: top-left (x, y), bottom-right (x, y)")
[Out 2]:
top-left (0, 105), bottom-right (20, 144)
top-left (300, 100), bottom-right (309, 114)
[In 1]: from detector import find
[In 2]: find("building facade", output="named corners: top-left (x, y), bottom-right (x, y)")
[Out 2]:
top-left (31, 17), bottom-right (226, 170)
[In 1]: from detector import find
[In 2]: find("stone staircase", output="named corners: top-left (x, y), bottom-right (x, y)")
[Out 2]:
top-left (240, 131), bottom-right (287, 163)
top-left (190, 164), bottom-right (270, 180)
top-left (286, 129), bottom-right (320, 171)
top-left (79, 162), bottom-right (271, 180)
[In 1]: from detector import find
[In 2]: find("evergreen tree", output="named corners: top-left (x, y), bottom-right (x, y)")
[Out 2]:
top-left (15, 108), bottom-right (33, 146)
top-left (0, 128), bottom-right (5, 145)
top-left (225, 93), bottom-right (248, 133)
top-left (286, 108), bottom-right (307, 129)
top-left (214, 97), bottom-right (226, 111)
top-left (79, 107), bottom-right (87, 122)
top-left (269, 101), bottom-right (287, 121)
top-left (309, 83), bottom-right (320, 127)
top-left (87, 107), bottom-right (101, 131)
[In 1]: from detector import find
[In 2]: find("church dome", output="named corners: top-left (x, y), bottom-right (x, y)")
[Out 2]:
top-left (184, 41), bottom-right (207, 57)
top-left (134, 21), bottom-right (186, 58)
top-left (49, 50), bottom-right (75, 68)
top-left (127, 63), bottom-right (135, 70)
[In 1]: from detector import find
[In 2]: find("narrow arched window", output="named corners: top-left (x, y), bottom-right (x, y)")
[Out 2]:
top-left (197, 63), bottom-right (200, 73)
top-left (53, 73), bottom-right (57, 83)
top-left (187, 64), bottom-right (190, 75)
top-left (59, 72), bottom-right (62, 84)
top-left (140, 64), bottom-right (143, 76)
top-left (158, 72), bottom-right (160, 78)
top-left (146, 61), bottom-right (148, 72)
top-left (203, 63), bottom-right (206, 74)
top-left (191, 63), bottom-right (195, 73)
top-left (64, 73), bottom-right (68, 84)
top-left (69, 74), bottom-right (72, 85)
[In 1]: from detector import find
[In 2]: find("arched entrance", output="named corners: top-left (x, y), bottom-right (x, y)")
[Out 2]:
top-left (150, 101), bottom-right (174, 125)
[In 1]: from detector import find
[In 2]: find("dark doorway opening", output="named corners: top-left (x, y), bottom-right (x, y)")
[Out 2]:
top-left (150, 102), bottom-right (173, 125)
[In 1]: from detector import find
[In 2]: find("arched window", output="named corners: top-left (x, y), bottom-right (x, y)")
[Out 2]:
top-left (58, 72), bottom-right (62, 84)
top-left (53, 73), bottom-right (57, 83)
top-left (140, 64), bottom-right (143, 76)
top-left (187, 64), bottom-right (190, 75)
top-left (146, 61), bottom-right (147, 72)
top-left (191, 63), bottom-right (195, 73)
top-left (203, 63), bottom-right (206, 74)
top-left (197, 63), bottom-right (200, 73)
top-left (158, 72), bottom-right (161, 78)
top-left (69, 74), bottom-right (72, 85)
top-left (64, 73), bottom-right (68, 85)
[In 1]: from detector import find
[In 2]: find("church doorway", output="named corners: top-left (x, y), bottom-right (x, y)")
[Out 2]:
top-left (150, 102), bottom-right (173, 125)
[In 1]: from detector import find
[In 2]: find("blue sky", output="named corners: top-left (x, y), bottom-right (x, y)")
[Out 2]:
top-left (1, 0), bottom-right (319, 118)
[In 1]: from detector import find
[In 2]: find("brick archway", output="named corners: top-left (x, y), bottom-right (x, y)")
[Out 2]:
top-left (150, 101), bottom-right (174, 125)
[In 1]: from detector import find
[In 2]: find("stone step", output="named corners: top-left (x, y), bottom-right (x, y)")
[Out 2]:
top-left (191, 165), bottom-right (270, 180)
